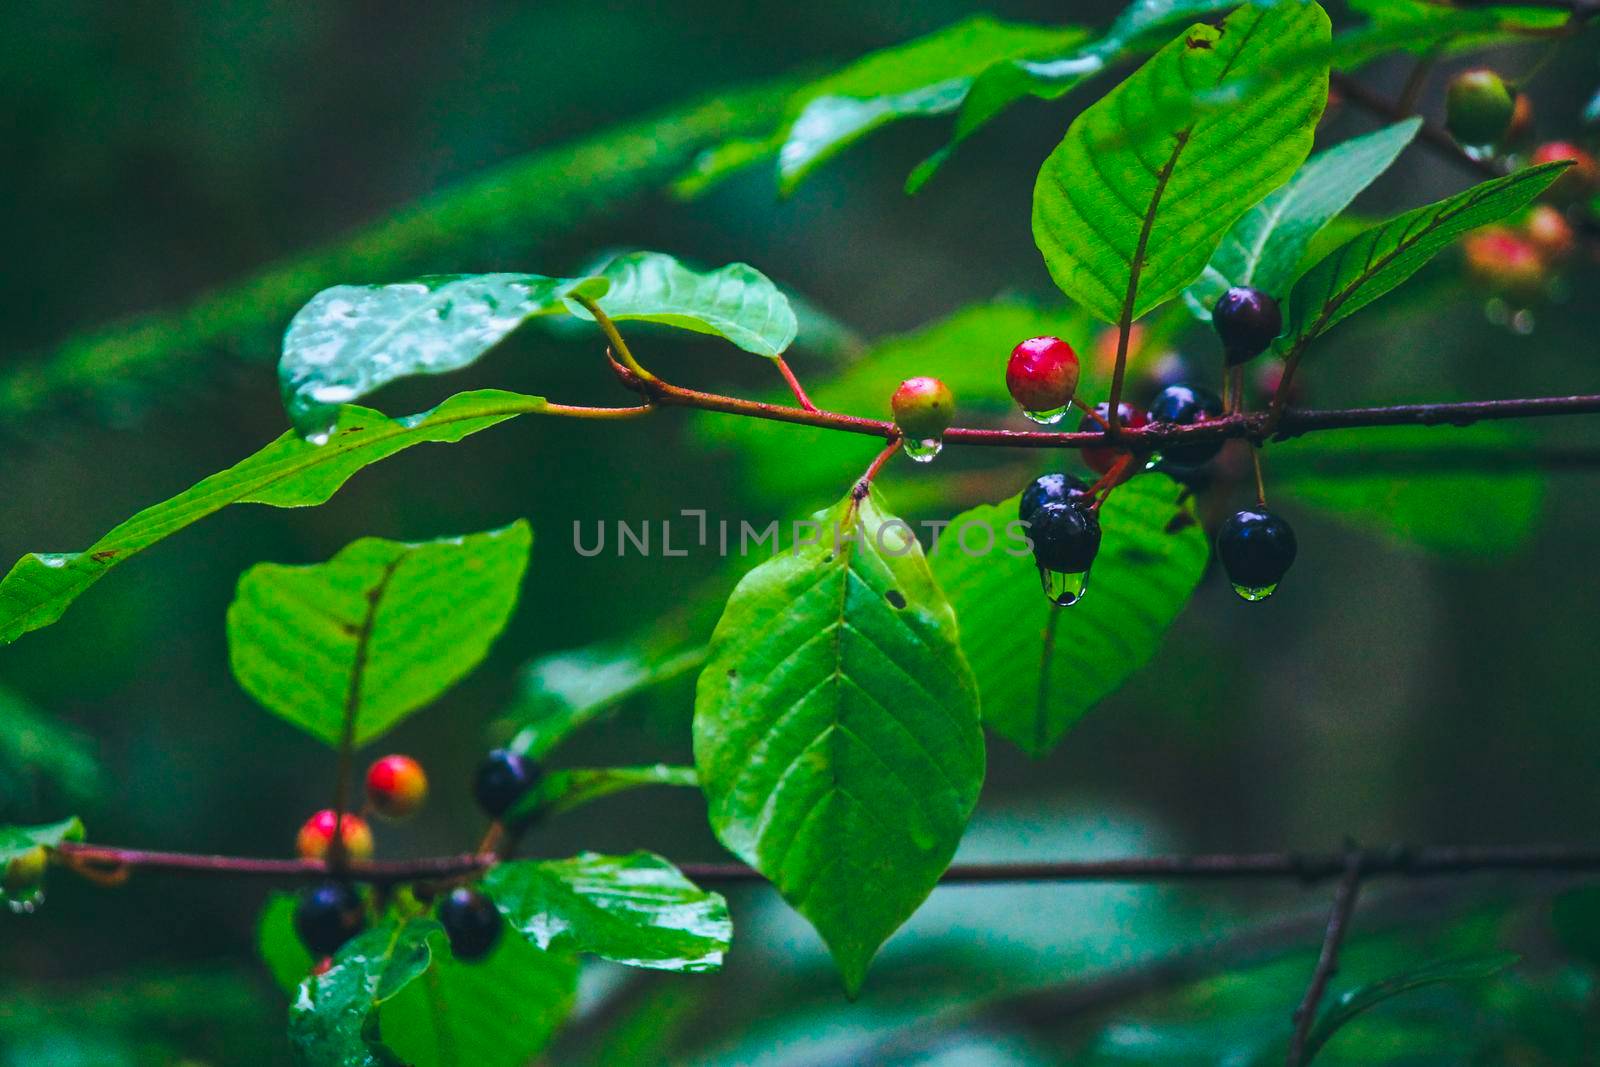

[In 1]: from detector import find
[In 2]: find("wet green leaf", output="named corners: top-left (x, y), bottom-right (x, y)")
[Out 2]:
top-left (0, 816), bottom-right (83, 865)
top-left (279, 274), bottom-right (605, 437)
top-left (379, 933), bottom-right (577, 1067)
top-left (930, 476), bottom-right (1207, 755)
top-left (1184, 120), bottom-right (1420, 319)
top-left (227, 522), bottom-right (530, 747)
top-left (0, 389), bottom-right (540, 648)
top-left (509, 764), bottom-right (700, 824)
top-left (1285, 164), bottom-right (1569, 346)
top-left (288, 919), bottom-right (442, 1067)
top-left (694, 488), bottom-right (984, 995)
top-left (570, 252), bottom-right (797, 357)
top-left (1033, 2), bottom-right (1330, 324)
top-left (486, 852), bottom-right (731, 972)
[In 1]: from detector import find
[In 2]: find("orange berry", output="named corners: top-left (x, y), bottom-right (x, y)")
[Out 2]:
top-left (296, 809), bottom-right (374, 862)
top-left (1463, 226), bottom-right (1548, 300)
top-left (1523, 205), bottom-right (1576, 264)
top-left (365, 755), bottom-right (429, 820)
top-left (1529, 141), bottom-right (1600, 204)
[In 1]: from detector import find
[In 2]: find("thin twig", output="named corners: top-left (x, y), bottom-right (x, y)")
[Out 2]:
top-left (852, 438), bottom-right (903, 500)
top-left (774, 355), bottom-right (818, 412)
top-left (329, 557), bottom-right (404, 868)
top-left (1287, 850), bottom-right (1365, 1066)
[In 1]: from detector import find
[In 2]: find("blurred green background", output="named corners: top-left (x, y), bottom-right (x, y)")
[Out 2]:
top-left (3, 1), bottom-right (1600, 1063)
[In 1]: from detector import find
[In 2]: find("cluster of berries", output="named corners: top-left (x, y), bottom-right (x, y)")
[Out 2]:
top-left (292, 749), bottom-right (543, 967)
top-left (1446, 69), bottom-right (1598, 317)
top-left (887, 285), bottom-right (1298, 605)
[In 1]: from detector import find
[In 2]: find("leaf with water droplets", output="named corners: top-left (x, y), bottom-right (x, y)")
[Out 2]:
top-left (0, 389), bottom-right (541, 648)
top-left (694, 487), bottom-right (984, 995)
top-left (485, 852), bottom-right (731, 973)
top-left (1285, 163), bottom-right (1570, 346)
top-left (1033, 2), bottom-right (1330, 324)
top-left (280, 274), bottom-right (606, 438)
top-left (929, 477), bottom-right (1207, 756)
top-left (288, 919), bottom-right (442, 1067)
top-left (227, 522), bottom-right (530, 747)
top-left (570, 252), bottom-right (798, 358)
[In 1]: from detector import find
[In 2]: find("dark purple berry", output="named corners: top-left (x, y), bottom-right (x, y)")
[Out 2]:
top-left (294, 881), bottom-right (366, 956)
top-left (1217, 508), bottom-right (1297, 598)
top-left (1213, 287), bottom-right (1282, 365)
top-left (1149, 384), bottom-right (1224, 470)
top-left (1028, 501), bottom-right (1102, 575)
top-left (1019, 473), bottom-right (1091, 525)
top-left (474, 749), bottom-right (542, 819)
top-left (439, 887), bottom-right (502, 961)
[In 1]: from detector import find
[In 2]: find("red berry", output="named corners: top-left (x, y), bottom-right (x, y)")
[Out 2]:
top-left (1530, 142), bottom-right (1600, 204)
top-left (311, 956), bottom-right (334, 976)
top-left (1077, 402), bottom-right (1149, 478)
top-left (890, 377), bottom-right (954, 441)
top-left (296, 809), bottom-right (374, 862)
top-left (1006, 336), bottom-right (1080, 421)
top-left (365, 755), bottom-right (429, 820)
top-left (1523, 205), bottom-right (1575, 264)
top-left (1463, 226), bottom-right (1547, 300)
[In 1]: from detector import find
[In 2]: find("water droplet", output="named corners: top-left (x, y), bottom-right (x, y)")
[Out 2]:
top-left (904, 436), bottom-right (943, 463)
top-left (1231, 581), bottom-right (1278, 602)
top-left (6, 888), bottom-right (43, 914)
top-left (1022, 404), bottom-right (1069, 425)
top-left (1040, 566), bottom-right (1090, 607)
top-left (305, 427), bottom-right (335, 447)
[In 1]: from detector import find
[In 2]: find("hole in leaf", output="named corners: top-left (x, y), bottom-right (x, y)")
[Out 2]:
top-left (885, 590), bottom-right (907, 609)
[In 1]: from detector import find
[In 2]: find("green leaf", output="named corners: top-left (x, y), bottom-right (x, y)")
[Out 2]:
top-left (227, 522), bottom-right (530, 747)
top-left (486, 852), bottom-right (732, 972)
top-left (1303, 952), bottom-right (1519, 1063)
top-left (1032, 2), bottom-right (1331, 324)
top-left (676, 18), bottom-right (1083, 196)
top-left (694, 488), bottom-right (984, 995)
top-left (1274, 424), bottom-right (1543, 556)
top-left (0, 685), bottom-right (100, 812)
top-left (279, 274), bottom-right (606, 438)
top-left (0, 388), bottom-right (540, 648)
top-left (930, 476), bottom-right (1207, 755)
top-left (509, 764), bottom-right (700, 824)
top-left (570, 252), bottom-right (797, 358)
top-left (1285, 164), bottom-right (1570, 346)
top-left (911, 0), bottom-right (1246, 192)
top-left (288, 919), bottom-right (442, 1067)
top-left (258, 893), bottom-right (315, 996)
top-left (1184, 120), bottom-right (1421, 319)
top-left (379, 932), bottom-right (577, 1067)
top-left (505, 642), bottom-right (708, 760)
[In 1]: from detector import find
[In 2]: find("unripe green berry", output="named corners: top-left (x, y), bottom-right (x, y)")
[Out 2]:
top-left (3, 846), bottom-right (48, 893)
top-left (890, 377), bottom-right (954, 441)
top-left (1446, 69), bottom-right (1514, 148)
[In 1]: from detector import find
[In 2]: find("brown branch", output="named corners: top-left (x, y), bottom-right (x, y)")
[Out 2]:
top-left (1287, 850), bottom-right (1364, 1066)
top-left (56, 843), bottom-right (493, 884)
top-left (610, 358), bottom-right (1600, 449)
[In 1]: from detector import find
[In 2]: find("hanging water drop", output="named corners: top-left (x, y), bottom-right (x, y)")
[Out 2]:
top-left (1510, 308), bottom-right (1536, 335)
top-left (903, 436), bottom-right (943, 463)
top-left (1231, 581), bottom-right (1278, 602)
top-left (1021, 404), bottom-right (1069, 425)
top-left (6, 888), bottom-right (43, 914)
top-left (1040, 566), bottom-right (1090, 607)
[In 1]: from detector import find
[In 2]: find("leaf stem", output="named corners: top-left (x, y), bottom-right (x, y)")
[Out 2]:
top-left (572, 293), bottom-right (658, 383)
top-left (1286, 850), bottom-right (1364, 1066)
top-left (852, 438), bottom-right (903, 501)
top-left (330, 555), bottom-right (405, 868)
top-left (774, 355), bottom-right (819, 412)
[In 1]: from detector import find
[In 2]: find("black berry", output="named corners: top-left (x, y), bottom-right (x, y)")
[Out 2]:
top-left (294, 881), bottom-right (366, 956)
top-left (474, 749), bottom-right (542, 819)
top-left (1028, 501), bottom-right (1102, 574)
top-left (1217, 508), bottom-right (1298, 599)
top-left (1019, 472), bottom-right (1091, 525)
top-left (1212, 287), bottom-right (1282, 365)
top-left (438, 887), bottom-right (502, 961)
top-left (1149, 384), bottom-right (1224, 471)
